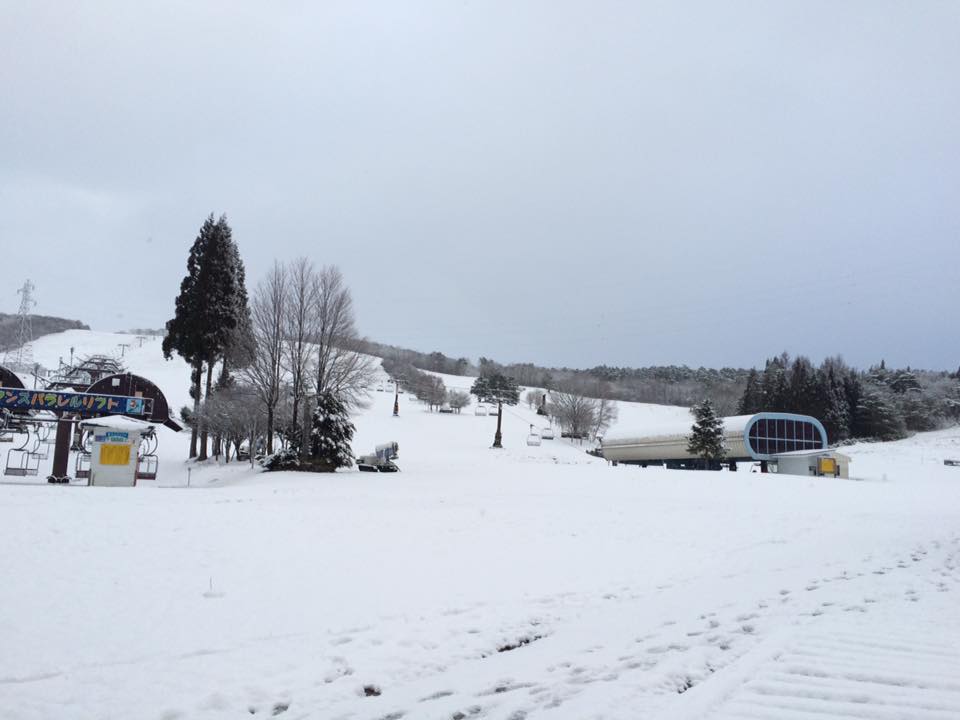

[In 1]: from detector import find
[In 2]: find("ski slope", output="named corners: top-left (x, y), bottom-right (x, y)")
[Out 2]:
top-left (1, 330), bottom-right (959, 719)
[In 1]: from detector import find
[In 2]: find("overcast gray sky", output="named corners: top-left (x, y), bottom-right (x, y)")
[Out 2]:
top-left (2, 1), bottom-right (958, 370)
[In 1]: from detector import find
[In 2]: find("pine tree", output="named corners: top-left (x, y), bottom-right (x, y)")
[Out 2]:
top-left (307, 391), bottom-right (356, 472)
top-left (853, 389), bottom-right (907, 440)
top-left (687, 399), bottom-right (726, 469)
top-left (819, 366), bottom-right (851, 442)
top-left (737, 369), bottom-right (760, 414)
top-left (470, 373), bottom-right (520, 448)
top-left (164, 217), bottom-right (213, 458)
top-left (899, 391), bottom-right (941, 432)
top-left (787, 357), bottom-right (817, 414)
top-left (163, 214), bottom-right (250, 459)
top-left (759, 355), bottom-right (789, 412)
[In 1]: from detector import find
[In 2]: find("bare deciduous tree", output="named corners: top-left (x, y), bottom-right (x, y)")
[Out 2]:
top-left (446, 389), bottom-right (471, 414)
top-left (196, 386), bottom-right (264, 466)
top-left (312, 265), bottom-right (375, 409)
top-left (593, 397), bottom-right (618, 439)
top-left (548, 390), bottom-right (599, 439)
top-left (283, 257), bottom-right (320, 448)
top-left (243, 262), bottom-right (288, 453)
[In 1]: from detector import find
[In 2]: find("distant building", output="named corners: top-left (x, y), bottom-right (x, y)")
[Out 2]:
top-left (600, 412), bottom-right (846, 476)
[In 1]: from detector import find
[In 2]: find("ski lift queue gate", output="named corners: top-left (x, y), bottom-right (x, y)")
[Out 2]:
top-left (0, 386), bottom-right (154, 482)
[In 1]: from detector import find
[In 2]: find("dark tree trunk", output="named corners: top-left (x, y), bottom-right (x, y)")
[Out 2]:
top-left (266, 405), bottom-right (275, 454)
top-left (199, 362), bottom-right (213, 461)
top-left (213, 358), bottom-right (229, 459)
top-left (300, 399), bottom-right (311, 461)
top-left (190, 360), bottom-right (202, 458)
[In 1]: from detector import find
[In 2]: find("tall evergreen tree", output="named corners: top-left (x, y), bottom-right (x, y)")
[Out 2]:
top-left (470, 373), bottom-right (520, 448)
top-left (853, 389), bottom-right (907, 440)
top-left (737, 369), bottom-right (761, 414)
top-left (307, 391), bottom-right (356, 472)
top-left (759, 354), bottom-right (790, 412)
top-left (687, 399), bottom-right (726, 469)
top-left (163, 214), bottom-right (250, 459)
top-left (787, 356), bottom-right (817, 414)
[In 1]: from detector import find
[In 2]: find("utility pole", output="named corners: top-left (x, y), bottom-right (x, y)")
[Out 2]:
top-left (118, 343), bottom-right (130, 358)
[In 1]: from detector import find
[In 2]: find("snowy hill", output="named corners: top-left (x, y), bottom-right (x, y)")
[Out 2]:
top-left (2, 330), bottom-right (960, 719)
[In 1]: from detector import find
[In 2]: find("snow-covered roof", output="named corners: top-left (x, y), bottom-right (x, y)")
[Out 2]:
top-left (80, 415), bottom-right (155, 432)
top-left (603, 414), bottom-right (755, 446)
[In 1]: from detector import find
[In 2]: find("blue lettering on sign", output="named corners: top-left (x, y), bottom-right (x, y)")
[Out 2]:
top-left (0, 387), bottom-right (152, 418)
top-left (94, 432), bottom-right (131, 443)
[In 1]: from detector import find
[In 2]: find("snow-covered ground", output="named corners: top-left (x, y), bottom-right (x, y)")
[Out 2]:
top-left (2, 331), bottom-right (960, 719)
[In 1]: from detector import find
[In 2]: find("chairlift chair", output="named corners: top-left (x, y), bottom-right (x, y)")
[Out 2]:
top-left (526, 424), bottom-right (542, 447)
top-left (474, 404), bottom-right (487, 416)
top-left (541, 426), bottom-right (555, 440)
top-left (136, 432), bottom-right (159, 481)
top-left (30, 431), bottom-right (50, 460)
top-left (4, 428), bottom-right (40, 477)
top-left (75, 452), bottom-right (91, 479)
top-left (73, 430), bottom-right (92, 480)
top-left (35, 422), bottom-right (55, 445)
top-left (0, 410), bottom-right (13, 443)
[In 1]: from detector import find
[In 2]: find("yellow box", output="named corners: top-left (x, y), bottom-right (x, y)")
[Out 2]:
top-left (817, 457), bottom-right (837, 475)
top-left (100, 444), bottom-right (131, 466)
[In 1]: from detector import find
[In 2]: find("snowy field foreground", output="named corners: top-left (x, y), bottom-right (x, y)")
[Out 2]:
top-left (2, 332), bottom-right (960, 719)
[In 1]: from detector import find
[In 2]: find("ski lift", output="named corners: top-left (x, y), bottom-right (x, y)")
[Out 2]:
top-left (75, 452), bottom-right (91, 480)
top-left (0, 411), bottom-right (13, 443)
top-left (4, 427), bottom-right (40, 477)
top-left (474, 404), bottom-right (488, 416)
top-left (40, 423), bottom-right (56, 445)
top-left (377, 384), bottom-right (385, 392)
top-left (541, 426), bottom-right (555, 440)
top-left (136, 431), bottom-right (159, 481)
top-left (30, 430), bottom-right (49, 460)
top-left (526, 424), bottom-right (542, 447)
top-left (74, 430), bottom-right (92, 480)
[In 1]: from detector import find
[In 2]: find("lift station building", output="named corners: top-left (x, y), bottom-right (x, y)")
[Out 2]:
top-left (600, 412), bottom-right (849, 477)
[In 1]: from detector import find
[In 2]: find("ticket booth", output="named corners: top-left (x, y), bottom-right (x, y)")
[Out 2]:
top-left (80, 416), bottom-right (152, 487)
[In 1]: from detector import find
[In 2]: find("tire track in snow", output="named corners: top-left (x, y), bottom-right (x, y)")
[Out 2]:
top-left (700, 599), bottom-right (960, 719)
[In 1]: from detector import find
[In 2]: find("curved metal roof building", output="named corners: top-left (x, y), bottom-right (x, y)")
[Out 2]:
top-left (600, 412), bottom-right (828, 464)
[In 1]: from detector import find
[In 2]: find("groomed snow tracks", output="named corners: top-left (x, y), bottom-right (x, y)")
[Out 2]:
top-left (709, 628), bottom-right (960, 720)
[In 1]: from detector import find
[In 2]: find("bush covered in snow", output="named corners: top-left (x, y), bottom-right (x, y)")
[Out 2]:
top-left (260, 448), bottom-right (300, 472)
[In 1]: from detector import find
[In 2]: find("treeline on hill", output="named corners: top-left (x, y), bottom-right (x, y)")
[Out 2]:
top-left (373, 342), bottom-right (958, 444)
top-left (357, 340), bottom-right (476, 377)
top-left (737, 354), bottom-right (960, 443)
top-left (0, 313), bottom-right (89, 352)
top-left (362, 342), bottom-right (751, 415)
top-left (379, 356), bottom-right (470, 412)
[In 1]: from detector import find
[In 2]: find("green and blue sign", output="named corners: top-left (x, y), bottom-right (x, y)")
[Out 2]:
top-left (0, 387), bottom-right (151, 417)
